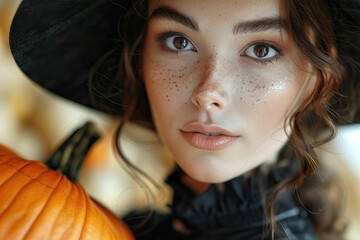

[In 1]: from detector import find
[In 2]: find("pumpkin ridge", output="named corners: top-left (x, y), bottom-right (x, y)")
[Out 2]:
top-left (0, 168), bottom-right (42, 220)
top-left (0, 158), bottom-right (39, 186)
top-left (34, 171), bottom-right (84, 207)
top-left (94, 202), bottom-right (119, 239)
top-left (92, 200), bottom-right (133, 239)
top-left (22, 174), bottom-right (67, 239)
top-left (84, 194), bottom-right (121, 240)
top-left (0, 163), bottom-right (64, 239)
top-left (77, 181), bottom-right (89, 240)
top-left (57, 177), bottom-right (85, 240)
top-left (0, 181), bottom-right (47, 237)
top-left (1, 156), bottom-right (82, 206)
top-left (99, 201), bottom-right (106, 239)
top-left (0, 154), bottom-right (64, 193)
top-left (81, 186), bottom-right (120, 239)
top-left (78, 184), bottom-right (122, 240)
top-left (98, 202), bottom-right (123, 240)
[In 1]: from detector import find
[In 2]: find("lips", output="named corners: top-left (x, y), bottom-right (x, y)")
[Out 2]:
top-left (180, 122), bottom-right (240, 151)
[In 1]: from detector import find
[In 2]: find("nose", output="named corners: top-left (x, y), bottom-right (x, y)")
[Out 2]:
top-left (191, 59), bottom-right (229, 111)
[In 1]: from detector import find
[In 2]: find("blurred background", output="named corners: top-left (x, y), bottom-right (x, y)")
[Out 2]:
top-left (0, 0), bottom-right (359, 238)
top-left (0, 0), bottom-right (174, 217)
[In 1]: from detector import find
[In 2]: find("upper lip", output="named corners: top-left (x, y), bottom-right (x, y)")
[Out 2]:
top-left (181, 122), bottom-right (239, 137)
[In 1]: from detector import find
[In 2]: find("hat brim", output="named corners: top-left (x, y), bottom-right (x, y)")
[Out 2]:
top-left (10, 0), bottom-right (130, 114)
top-left (9, 0), bottom-right (360, 120)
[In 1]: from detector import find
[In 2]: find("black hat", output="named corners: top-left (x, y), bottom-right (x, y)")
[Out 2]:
top-left (9, 0), bottom-right (360, 116)
top-left (9, 0), bottom-right (134, 114)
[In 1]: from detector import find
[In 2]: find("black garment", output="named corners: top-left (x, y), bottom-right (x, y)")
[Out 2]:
top-left (125, 163), bottom-right (318, 240)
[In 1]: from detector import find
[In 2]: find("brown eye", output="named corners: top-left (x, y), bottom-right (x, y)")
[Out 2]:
top-left (243, 43), bottom-right (280, 61)
top-left (253, 45), bottom-right (269, 58)
top-left (163, 35), bottom-right (195, 52)
top-left (173, 37), bottom-right (189, 50)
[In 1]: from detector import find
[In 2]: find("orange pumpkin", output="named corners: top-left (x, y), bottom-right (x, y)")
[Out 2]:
top-left (0, 145), bottom-right (134, 240)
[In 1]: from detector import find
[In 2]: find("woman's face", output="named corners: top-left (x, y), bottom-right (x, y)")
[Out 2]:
top-left (142, 0), bottom-right (314, 183)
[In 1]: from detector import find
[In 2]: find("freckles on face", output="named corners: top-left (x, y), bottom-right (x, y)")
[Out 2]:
top-left (143, 0), bottom-right (311, 183)
top-left (146, 58), bottom-right (202, 105)
top-left (211, 57), bottom-right (300, 121)
top-left (233, 66), bottom-right (303, 145)
top-left (239, 67), bottom-right (298, 105)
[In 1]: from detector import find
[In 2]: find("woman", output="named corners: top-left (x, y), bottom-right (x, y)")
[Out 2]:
top-left (3, 0), bottom-right (360, 239)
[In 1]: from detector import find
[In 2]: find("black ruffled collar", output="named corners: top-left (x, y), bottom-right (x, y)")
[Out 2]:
top-left (125, 161), bottom-right (318, 240)
top-left (164, 162), bottom-right (318, 239)
top-left (168, 169), bottom-right (267, 232)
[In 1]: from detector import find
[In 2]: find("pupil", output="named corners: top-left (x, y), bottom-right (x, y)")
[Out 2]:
top-left (174, 37), bottom-right (188, 49)
top-left (254, 45), bottom-right (269, 57)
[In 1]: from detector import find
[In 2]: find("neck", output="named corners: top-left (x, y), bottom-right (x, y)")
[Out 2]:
top-left (181, 167), bottom-right (259, 196)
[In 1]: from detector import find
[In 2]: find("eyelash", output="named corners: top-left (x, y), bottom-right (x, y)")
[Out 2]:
top-left (242, 42), bottom-right (283, 65)
top-left (156, 32), bottom-right (283, 65)
top-left (156, 32), bottom-right (197, 54)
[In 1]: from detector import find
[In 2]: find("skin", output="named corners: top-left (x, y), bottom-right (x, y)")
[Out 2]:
top-left (142, 0), bottom-right (315, 183)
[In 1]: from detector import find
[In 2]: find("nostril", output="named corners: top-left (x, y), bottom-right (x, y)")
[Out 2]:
top-left (192, 92), bottom-right (227, 111)
top-left (191, 85), bottom-right (228, 111)
top-left (212, 102), bottom-right (220, 108)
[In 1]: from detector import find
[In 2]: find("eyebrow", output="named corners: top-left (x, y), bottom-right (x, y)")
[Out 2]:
top-left (232, 18), bottom-right (283, 34)
top-left (149, 6), bottom-right (283, 34)
top-left (150, 7), bottom-right (200, 32)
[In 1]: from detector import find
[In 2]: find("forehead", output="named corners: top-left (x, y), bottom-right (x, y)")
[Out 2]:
top-left (148, 0), bottom-right (281, 23)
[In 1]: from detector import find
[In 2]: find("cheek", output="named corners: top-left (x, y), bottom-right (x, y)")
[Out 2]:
top-left (144, 58), bottom-right (200, 106)
top-left (233, 64), bottom-right (303, 134)
top-left (234, 65), bottom-right (297, 106)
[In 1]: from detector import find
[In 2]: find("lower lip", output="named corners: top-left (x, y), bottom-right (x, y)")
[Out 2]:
top-left (180, 131), bottom-right (239, 151)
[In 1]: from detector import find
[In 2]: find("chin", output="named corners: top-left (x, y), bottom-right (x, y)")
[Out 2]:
top-left (178, 162), bottom-right (243, 184)
top-left (196, 175), bottom-right (234, 184)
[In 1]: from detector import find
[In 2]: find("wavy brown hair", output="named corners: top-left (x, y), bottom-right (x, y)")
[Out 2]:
top-left (89, 0), bottom-right (360, 239)
top-left (275, 1), bottom-right (360, 239)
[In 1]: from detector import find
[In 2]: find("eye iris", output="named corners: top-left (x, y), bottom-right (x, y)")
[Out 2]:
top-left (173, 37), bottom-right (188, 49)
top-left (254, 45), bottom-right (269, 58)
